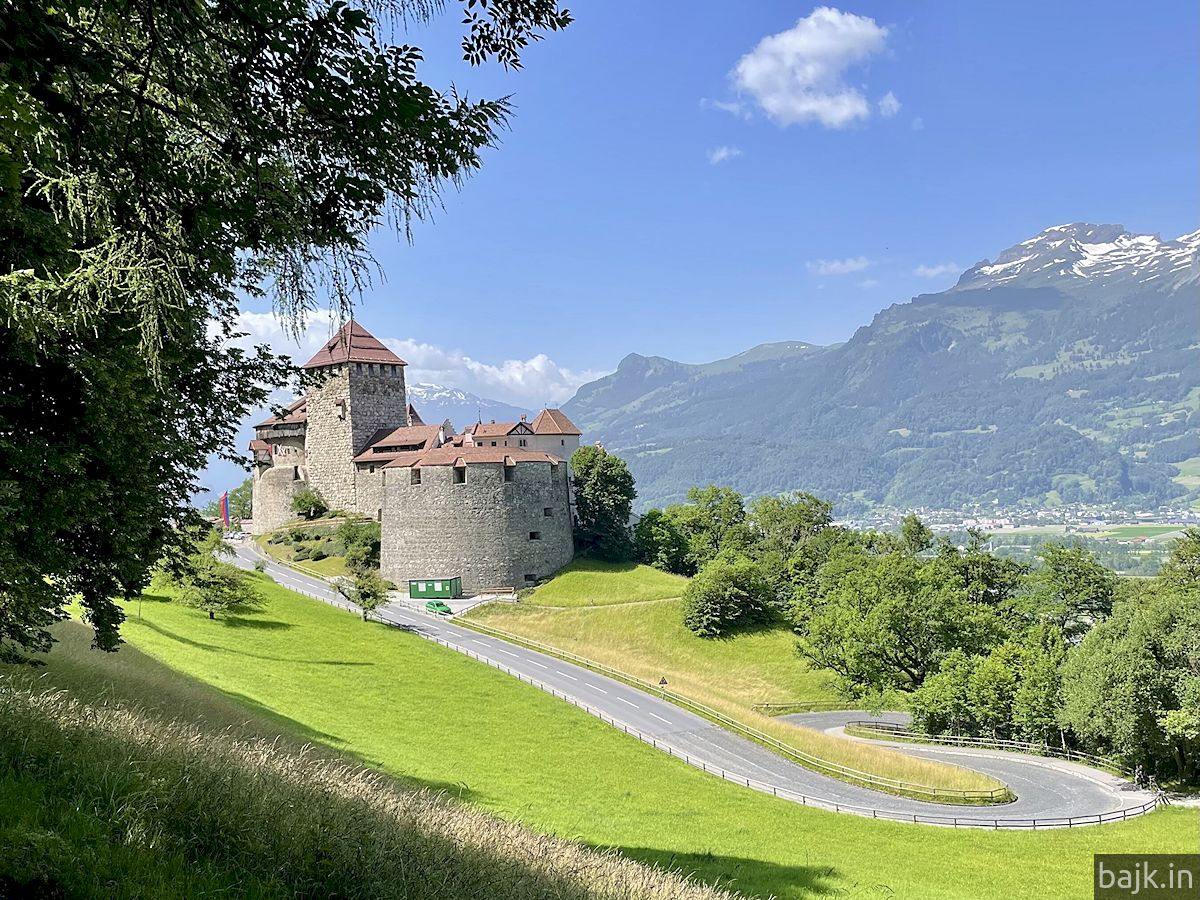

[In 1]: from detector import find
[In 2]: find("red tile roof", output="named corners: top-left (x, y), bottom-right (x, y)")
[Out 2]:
top-left (254, 397), bottom-right (307, 428)
top-left (353, 424), bottom-right (443, 463)
top-left (383, 446), bottom-right (564, 469)
top-left (530, 408), bottom-right (581, 435)
top-left (248, 439), bottom-right (271, 452)
top-left (302, 320), bottom-right (407, 369)
top-left (466, 420), bottom-right (533, 438)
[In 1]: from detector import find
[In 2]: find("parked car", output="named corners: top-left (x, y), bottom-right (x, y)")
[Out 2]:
top-left (424, 599), bottom-right (453, 615)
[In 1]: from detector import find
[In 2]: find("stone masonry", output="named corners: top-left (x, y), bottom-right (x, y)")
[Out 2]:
top-left (380, 457), bottom-right (574, 594)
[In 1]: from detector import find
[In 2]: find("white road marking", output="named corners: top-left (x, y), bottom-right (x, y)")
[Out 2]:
top-left (617, 697), bottom-right (640, 709)
top-left (650, 712), bottom-right (673, 724)
top-left (526, 660), bottom-right (548, 669)
top-left (556, 671), bottom-right (578, 681)
top-left (496, 648), bottom-right (519, 657)
top-left (588, 685), bottom-right (608, 694)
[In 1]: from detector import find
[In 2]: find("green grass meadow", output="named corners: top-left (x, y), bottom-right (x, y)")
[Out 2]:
top-left (5, 576), bottom-right (1193, 899)
top-left (523, 559), bottom-right (690, 606)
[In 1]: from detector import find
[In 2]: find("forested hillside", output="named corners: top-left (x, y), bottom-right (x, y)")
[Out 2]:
top-left (565, 224), bottom-right (1200, 511)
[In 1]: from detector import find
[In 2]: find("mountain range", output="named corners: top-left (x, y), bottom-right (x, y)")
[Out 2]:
top-left (562, 223), bottom-right (1200, 512)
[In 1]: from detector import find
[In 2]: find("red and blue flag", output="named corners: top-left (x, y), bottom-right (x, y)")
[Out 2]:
top-left (219, 491), bottom-right (230, 526)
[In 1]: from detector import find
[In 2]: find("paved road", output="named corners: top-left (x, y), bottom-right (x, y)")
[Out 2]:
top-left (232, 543), bottom-right (1158, 827)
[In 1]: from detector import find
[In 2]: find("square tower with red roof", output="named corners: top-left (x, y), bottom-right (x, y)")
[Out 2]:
top-left (301, 320), bottom-right (409, 512)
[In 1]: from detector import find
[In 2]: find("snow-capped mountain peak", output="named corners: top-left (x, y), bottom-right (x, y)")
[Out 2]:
top-left (954, 223), bottom-right (1198, 293)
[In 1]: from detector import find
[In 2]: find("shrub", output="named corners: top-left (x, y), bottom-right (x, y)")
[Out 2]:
top-left (338, 520), bottom-right (381, 573)
top-left (680, 554), bottom-right (773, 638)
top-left (253, 560), bottom-right (267, 573)
top-left (310, 549), bottom-right (328, 561)
top-left (291, 488), bottom-right (328, 520)
top-left (293, 547), bottom-right (312, 561)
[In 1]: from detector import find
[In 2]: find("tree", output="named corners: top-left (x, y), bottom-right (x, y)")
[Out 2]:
top-left (1161, 527), bottom-right (1200, 590)
top-left (633, 508), bottom-right (689, 574)
top-left (1060, 581), bottom-right (1200, 783)
top-left (571, 446), bottom-right (636, 561)
top-left (338, 520), bottom-right (381, 574)
top-left (899, 514), bottom-right (934, 554)
top-left (747, 491), bottom-right (833, 560)
top-left (291, 488), bottom-right (328, 521)
top-left (909, 650), bottom-right (976, 736)
top-left (0, 1), bottom-right (570, 661)
top-left (681, 554), bottom-right (773, 638)
top-left (664, 485), bottom-right (748, 573)
top-left (795, 549), bottom-right (1006, 695)
top-left (1017, 542), bottom-right (1116, 639)
top-left (163, 529), bottom-right (266, 620)
top-left (335, 569), bottom-right (390, 621)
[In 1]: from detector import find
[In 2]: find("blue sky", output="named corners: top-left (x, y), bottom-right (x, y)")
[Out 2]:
top-left (219, 0), bottom-right (1198, 493)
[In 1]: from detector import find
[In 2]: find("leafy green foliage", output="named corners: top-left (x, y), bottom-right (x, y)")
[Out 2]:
top-left (337, 520), bottom-right (381, 573)
top-left (794, 547), bottom-right (1006, 694)
top-left (159, 530), bottom-right (265, 620)
top-left (633, 508), bottom-right (690, 573)
top-left (335, 569), bottom-right (390, 620)
top-left (680, 555), bottom-right (774, 638)
top-left (571, 446), bottom-right (636, 561)
top-left (899, 514), bottom-right (934, 554)
top-left (291, 488), bottom-right (328, 520)
top-left (1015, 542), bottom-right (1117, 638)
top-left (0, 0), bottom-right (570, 661)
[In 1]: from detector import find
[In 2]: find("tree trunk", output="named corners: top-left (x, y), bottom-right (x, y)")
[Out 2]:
top-left (209, 610), bottom-right (215, 620)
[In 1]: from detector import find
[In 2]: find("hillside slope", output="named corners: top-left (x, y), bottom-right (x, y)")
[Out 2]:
top-left (565, 224), bottom-right (1200, 510)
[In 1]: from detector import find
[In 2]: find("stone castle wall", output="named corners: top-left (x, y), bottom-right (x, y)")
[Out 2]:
top-left (355, 464), bottom-right (385, 522)
top-left (380, 460), bottom-right (574, 594)
top-left (304, 363), bottom-right (407, 513)
top-left (251, 464), bottom-right (306, 534)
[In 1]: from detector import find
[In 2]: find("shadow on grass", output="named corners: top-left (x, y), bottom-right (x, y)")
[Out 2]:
top-left (610, 845), bottom-right (843, 898)
top-left (221, 616), bottom-right (294, 631)
top-left (133, 619), bottom-right (372, 667)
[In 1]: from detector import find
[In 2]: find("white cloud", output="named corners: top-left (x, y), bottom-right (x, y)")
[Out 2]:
top-left (224, 308), bottom-right (598, 407)
top-left (731, 7), bottom-right (892, 129)
top-left (807, 256), bottom-right (872, 276)
top-left (878, 91), bottom-right (901, 118)
top-left (701, 97), bottom-right (751, 119)
top-left (914, 262), bottom-right (961, 279)
top-left (707, 145), bottom-right (743, 165)
top-left (857, 278), bottom-right (881, 288)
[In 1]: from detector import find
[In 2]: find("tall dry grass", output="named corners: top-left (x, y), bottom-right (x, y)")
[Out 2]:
top-left (0, 679), bottom-right (739, 900)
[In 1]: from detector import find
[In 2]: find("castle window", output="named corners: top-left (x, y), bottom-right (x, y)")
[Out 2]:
top-left (356, 363), bottom-right (363, 373)
top-left (369, 465), bottom-right (376, 474)
top-left (491, 441), bottom-right (497, 447)
top-left (503, 464), bottom-right (515, 483)
top-left (377, 508), bottom-right (382, 522)
top-left (453, 466), bottom-right (466, 485)
top-left (543, 507), bottom-right (553, 517)
top-left (518, 438), bottom-right (528, 447)
top-left (292, 466), bottom-right (300, 481)
top-left (529, 531), bottom-right (542, 541)
top-left (410, 469), bottom-right (422, 485)
top-left (561, 439), bottom-right (565, 446)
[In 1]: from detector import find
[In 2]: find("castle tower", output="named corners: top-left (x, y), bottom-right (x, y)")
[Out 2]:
top-left (301, 320), bottom-right (408, 512)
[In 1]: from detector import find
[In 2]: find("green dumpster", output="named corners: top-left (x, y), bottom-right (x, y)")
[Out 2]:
top-left (409, 577), bottom-right (462, 599)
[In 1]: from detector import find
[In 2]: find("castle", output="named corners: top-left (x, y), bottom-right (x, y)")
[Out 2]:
top-left (249, 321), bottom-right (580, 593)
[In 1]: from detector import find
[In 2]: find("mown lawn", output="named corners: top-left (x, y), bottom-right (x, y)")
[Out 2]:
top-left (20, 578), bottom-right (1196, 900)
top-left (525, 559), bottom-right (689, 606)
top-left (465, 599), bottom-right (1003, 795)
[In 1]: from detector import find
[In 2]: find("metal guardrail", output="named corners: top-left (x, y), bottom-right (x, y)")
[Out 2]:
top-left (845, 721), bottom-right (1135, 777)
top-left (388, 630), bottom-right (1164, 830)
top-left (460, 619), bottom-right (1011, 804)
top-left (247, 549), bottom-right (1164, 828)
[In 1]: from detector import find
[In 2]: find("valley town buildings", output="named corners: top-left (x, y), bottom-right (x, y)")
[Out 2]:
top-left (249, 321), bottom-right (580, 593)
